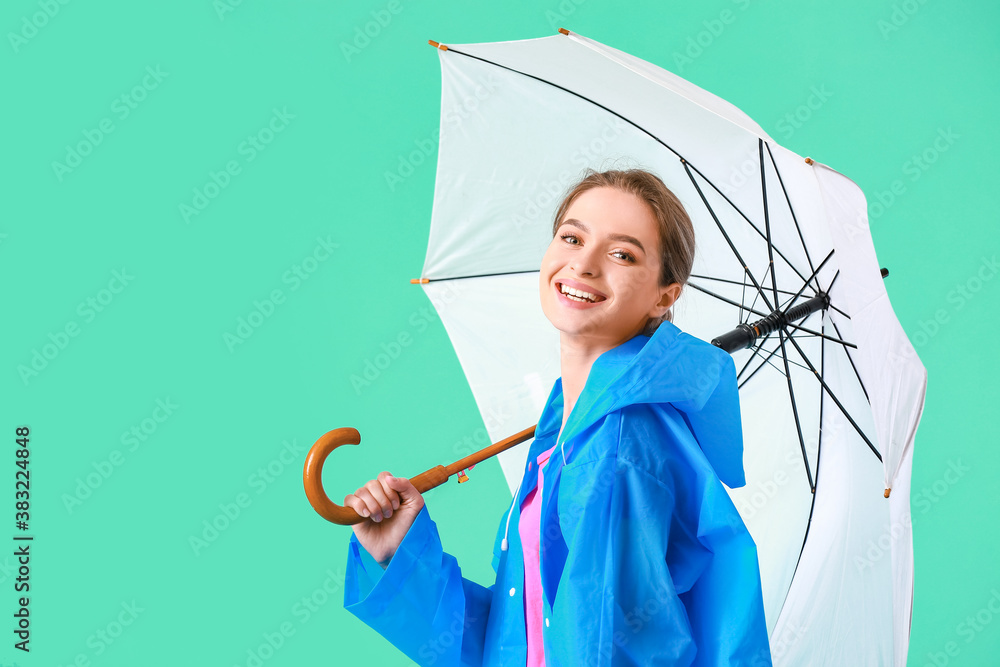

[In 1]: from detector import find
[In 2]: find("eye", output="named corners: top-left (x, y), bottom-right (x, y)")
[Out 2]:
top-left (559, 233), bottom-right (581, 245)
top-left (612, 250), bottom-right (637, 263)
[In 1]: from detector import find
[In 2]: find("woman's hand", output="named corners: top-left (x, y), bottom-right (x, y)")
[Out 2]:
top-left (344, 471), bottom-right (425, 568)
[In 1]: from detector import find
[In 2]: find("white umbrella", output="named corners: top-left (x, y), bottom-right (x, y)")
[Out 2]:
top-left (413, 29), bottom-right (926, 666)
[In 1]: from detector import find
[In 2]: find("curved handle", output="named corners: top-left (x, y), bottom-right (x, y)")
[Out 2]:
top-left (302, 427), bottom-right (366, 525)
top-left (303, 423), bottom-right (538, 526)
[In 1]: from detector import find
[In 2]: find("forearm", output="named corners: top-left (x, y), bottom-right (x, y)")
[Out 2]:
top-left (343, 503), bottom-right (494, 665)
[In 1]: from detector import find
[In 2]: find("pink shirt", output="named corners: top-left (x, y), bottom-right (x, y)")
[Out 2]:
top-left (518, 443), bottom-right (557, 667)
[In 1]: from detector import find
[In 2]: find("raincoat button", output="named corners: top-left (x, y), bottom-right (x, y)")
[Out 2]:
top-left (545, 618), bottom-right (550, 627)
top-left (509, 587), bottom-right (516, 597)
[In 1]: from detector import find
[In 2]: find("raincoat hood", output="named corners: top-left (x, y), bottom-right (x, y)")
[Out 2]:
top-left (544, 317), bottom-right (746, 489)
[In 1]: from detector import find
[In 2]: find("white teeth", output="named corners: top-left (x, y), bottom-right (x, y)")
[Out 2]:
top-left (559, 284), bottom-right (600, 302)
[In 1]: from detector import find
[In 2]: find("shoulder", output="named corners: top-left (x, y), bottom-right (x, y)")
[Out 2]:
top-left (616, 403), bottom-right (720, 491)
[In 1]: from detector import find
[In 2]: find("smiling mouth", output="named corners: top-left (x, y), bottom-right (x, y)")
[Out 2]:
top-left (557, 282), bottom-right (606, 304)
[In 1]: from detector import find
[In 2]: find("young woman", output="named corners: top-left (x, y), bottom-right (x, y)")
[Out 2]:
top-left (342, 168), bottom-right (772, 666)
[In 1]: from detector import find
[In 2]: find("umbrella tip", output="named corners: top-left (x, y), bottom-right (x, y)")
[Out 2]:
top-left (428, 39), bottom-right (448, 51)
top-left (880, 267), bottom-right (889, 279)
top-left (804, 157), bottom-right (814, 165)
top-left (411, 278), bottom-right (430, 284)
top-left (884, 488), bottom-right (891, 498)
top-left (558, 28), bottom-right (570, 35)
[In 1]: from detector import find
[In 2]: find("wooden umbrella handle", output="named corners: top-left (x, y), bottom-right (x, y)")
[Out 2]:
top-left (302, 424), bottom-right (538, 525)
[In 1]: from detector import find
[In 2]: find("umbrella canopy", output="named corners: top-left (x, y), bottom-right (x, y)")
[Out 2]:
top-left (415, 30), bottom-right (925, 666)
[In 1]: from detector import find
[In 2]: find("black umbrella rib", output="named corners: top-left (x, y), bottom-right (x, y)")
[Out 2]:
top-left (785, 334), bottom-right (882, 462)
top-left (789, 316), bottom-right (827, 581)
top-left (760, 140), bottom-right (782, 316)
top-left (764, 142), bottom-right (822, 294)
top-left (776, 326), bottom-right (815, 490)
top-left (685, 161), bottom-right (822, 295)
top-left (443, 46), bottom-right (688, 159)
top-left (690, 273), bottom-right (802, 298)
top-left (419, 269), bottom-right (539, 282)
top-left (824, 270), bottom-right (853, 321)
top-left (829, 317), bottom-right (871, 404)
top-left (683, 162), bottom-right (829, 315)
top-left (736, 339), bottom-right (775, 388)
top-left (443, 46), bottom-right (819, 300)
top-left (684, 163), bottom-right (775, 312)
top-left (783, 322), bottom-right (857, 349)
top-left (686, 281), bottom-right (772, 321)
top-left (765, 252), bottom-right (858, 349)
top-left (737, 340), bottom-right (791, 389)
top-left (777, 249), bottom-right (834, 315)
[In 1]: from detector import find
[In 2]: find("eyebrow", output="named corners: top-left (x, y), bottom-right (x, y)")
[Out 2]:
top-left (560, 219), bottom-right (646, 254)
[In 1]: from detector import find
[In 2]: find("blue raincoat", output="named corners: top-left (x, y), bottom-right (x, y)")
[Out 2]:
top-left (343, 319), bottom-right (772, 666)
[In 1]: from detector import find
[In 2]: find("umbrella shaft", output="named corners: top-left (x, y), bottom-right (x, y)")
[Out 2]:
top-left (712, 293), bottom-right (829, 353)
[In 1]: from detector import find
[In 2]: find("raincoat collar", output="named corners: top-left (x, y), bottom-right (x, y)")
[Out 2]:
top-left (532, 319), bottom-right (745, 489)
top-left (515, 319), bottom-right (746, 611)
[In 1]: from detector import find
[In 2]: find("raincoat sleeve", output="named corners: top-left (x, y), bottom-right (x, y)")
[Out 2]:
top-left (343, 503), bottom-right (497, 666)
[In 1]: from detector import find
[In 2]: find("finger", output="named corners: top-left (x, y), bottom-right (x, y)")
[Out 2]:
top-left (342, 493), bottom-right (370, 519)
top-left (353, 486), bottom-right (384, 521)
top-left (362, 480), bottom-right (394, 521)
top-left (384, 474), bottom-right (419, 503)
top-left (377, 471), bottom-right (400, 510)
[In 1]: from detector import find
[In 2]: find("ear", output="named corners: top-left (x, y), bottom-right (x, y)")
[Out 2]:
top-left (649, 283), bottom-right (682, 319)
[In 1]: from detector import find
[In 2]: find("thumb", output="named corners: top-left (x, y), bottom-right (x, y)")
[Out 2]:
top-left (385, 474), bottom-right (420, 502)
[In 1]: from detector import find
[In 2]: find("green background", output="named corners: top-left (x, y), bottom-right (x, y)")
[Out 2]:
top-left (2, 0), bottom-right (996, 665)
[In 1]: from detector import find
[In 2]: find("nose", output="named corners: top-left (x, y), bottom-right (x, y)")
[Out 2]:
top-left (571, 245), bottom-right (600, 277)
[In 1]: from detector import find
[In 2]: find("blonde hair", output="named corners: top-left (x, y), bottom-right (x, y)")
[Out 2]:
top-left (551, 168), bottom-right (695, 334)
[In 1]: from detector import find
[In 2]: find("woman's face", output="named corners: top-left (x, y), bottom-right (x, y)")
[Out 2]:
top-left (539, 186), bottom-right (680, 350)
